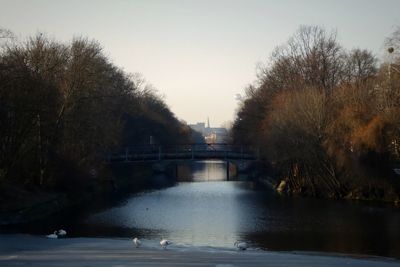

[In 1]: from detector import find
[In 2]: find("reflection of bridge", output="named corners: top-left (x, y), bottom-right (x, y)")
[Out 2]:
top-left (106, 143), bottom-right (258, 162)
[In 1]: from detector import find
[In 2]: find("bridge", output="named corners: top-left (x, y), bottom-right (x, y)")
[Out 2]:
top-left (106, 143), bottom-right (259, 179)
top-left (106, 143), bottom-right (258, 163)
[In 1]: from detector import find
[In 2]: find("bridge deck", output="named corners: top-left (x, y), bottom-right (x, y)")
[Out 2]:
top-left (106, 144), bottom-right (258, 163)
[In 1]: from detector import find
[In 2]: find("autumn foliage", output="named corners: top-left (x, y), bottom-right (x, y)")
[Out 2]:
top-left (233, 26), bottom-right (400, 201)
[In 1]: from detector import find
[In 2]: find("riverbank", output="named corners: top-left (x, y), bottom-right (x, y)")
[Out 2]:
top-left (255, 173), bottom-right (400, 208)
top-left (0, 163), bottom-right (175, 226)
top-left (1, 234), bottom-right (399, 267)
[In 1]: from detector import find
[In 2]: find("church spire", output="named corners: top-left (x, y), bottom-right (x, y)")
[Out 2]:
top-left (207, 117), bottom-right (210, 128)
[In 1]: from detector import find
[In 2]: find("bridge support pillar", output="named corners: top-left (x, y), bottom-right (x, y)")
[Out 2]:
top-left (226, 161), bottom-right (230, 181)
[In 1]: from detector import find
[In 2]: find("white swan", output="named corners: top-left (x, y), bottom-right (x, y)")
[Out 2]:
top-left (46, 231), bottom-right (58, 239)
top-left (132, 237), bottom-right (141, 248)
top-left (234, 241), bottom-right (248, 250)
top-left (57, 229), bottom-right (67, 237)
top-left (160, 239), bottom-right (172, 249)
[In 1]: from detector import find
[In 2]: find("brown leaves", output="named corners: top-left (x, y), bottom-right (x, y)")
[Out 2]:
top-left (232, 25), bottom-right (400, 199)
top-left (351, 115), bottom-right (388, 153)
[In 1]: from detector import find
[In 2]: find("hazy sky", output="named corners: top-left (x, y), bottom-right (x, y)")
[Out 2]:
top-left (1, 0), bottom-right (400, 126)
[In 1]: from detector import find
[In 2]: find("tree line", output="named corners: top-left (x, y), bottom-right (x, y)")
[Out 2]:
top-left (232, 26), bottom-right (400, 201)
top-left (0, 31), bottom-right (191, 192)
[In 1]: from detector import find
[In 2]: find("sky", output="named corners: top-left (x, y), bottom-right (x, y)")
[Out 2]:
top-left (1, 0), bottom-right (400, 127)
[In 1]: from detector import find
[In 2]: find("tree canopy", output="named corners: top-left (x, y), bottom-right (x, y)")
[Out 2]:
top-left (0, 33), bottom-right (191, 190)
top-left (232, 25), bottom-right (400, 201)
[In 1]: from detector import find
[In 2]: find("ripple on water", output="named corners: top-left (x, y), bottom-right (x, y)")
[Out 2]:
top-left (84, 161), bottom-right (400, 258)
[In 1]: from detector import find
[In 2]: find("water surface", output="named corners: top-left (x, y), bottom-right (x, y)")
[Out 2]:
top-left (83, 160), bottom-right (400, 258)
top-left (3, 160), bottom-right (400, 258)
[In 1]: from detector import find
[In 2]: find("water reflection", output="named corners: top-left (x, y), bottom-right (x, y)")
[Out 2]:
top-left (88, 160), bottom-right (249, 247)
top-left (191, 160), bottom-right (227, 181)
top-left (84, 160), bottom-right (400, 258)
top-left (175, 160), bottom-right (235, 182)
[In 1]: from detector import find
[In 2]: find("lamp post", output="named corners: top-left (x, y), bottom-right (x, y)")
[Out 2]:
top-left (388, 47), bottom-right (394, 80)
top-left (387, 47), bottom-right (400, 160)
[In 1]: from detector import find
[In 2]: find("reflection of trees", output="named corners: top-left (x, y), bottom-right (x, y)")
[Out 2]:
top-left (175, 163), bottom-right (193, 182)
top-left (242, 196), bottom-right (400, 258)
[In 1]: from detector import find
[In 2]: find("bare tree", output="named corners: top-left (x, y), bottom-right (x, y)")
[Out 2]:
top-left (267, 25), bottom-right (345, 92)
top-left (1, 33), bottom-right (191, 189)
top-left (0, 28), bottom-right (14, 39)
top-left (344, 49), bottom-right (377, 85)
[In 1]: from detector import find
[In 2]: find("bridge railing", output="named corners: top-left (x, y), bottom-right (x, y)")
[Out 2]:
top-left (106, 143), bottom-right (259, 162)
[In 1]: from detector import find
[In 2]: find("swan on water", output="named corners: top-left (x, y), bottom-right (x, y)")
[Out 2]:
top-left (132, 237), bottom-right (141, 248)
top-left (234, 241), bottom-right (248, 250)
top-left (57, 229), bottom-right (67, 237)
top-left (160, 239), bottom-right (172, 249)
top-left (46, 231), bottom-right (58, 239)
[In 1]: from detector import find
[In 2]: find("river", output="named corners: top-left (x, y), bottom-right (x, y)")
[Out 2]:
top-left (4, 160), bottom-right (400, 258)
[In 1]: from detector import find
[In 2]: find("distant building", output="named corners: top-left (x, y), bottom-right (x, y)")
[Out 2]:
top-left (189, 122), bottom-right (206, 135)
top-left (189, 118), bottom-right (229, 144)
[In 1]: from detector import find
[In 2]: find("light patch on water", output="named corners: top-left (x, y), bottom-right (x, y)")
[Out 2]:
top-left (87, 181), bottom-right (264, 248)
